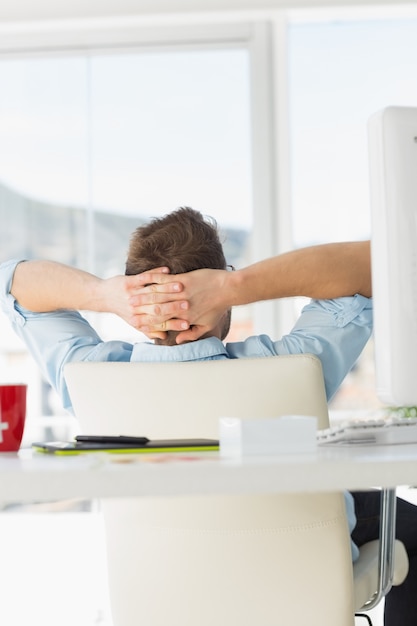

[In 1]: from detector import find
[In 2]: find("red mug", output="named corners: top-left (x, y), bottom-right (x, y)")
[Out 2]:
top-left (0, 384), bottom-right (27, 452)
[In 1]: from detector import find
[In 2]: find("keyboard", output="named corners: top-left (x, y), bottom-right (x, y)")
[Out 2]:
top-left (317, 417), bottom-right (417, 445)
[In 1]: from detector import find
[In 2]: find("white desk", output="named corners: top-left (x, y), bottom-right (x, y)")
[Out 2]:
top-left (1, 442), bottom-right (416, 612)
top-left (1, 442), bottom-right (417, 504)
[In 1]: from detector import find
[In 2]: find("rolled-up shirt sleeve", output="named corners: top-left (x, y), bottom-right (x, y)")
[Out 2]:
top-left (227, 295), bottom-right (373, 401)
top-left (0, 259), bottom-right (133, 411)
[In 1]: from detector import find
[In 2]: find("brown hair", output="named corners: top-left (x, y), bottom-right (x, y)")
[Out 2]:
top-left (126, 207), bottom-right (230, 344)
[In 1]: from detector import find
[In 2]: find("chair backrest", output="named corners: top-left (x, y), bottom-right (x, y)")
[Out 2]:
top-left (65, 354), bottom-right (355, 626)
top-left (65, 353), bottom-right (330, 437)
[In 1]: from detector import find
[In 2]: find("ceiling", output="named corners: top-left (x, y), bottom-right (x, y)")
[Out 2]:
top-left (0, 0), bottom-right (414, 24)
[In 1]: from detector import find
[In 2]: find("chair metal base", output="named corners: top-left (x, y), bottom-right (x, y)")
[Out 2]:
top-left (355, 613), bottom-right (373, 626)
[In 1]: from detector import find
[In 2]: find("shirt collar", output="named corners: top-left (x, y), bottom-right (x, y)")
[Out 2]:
top-left (130, 336), bottom-right (228, 362)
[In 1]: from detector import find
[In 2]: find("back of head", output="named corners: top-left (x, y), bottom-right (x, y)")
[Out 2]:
top-left (125, 207), bottom-right (229, 344)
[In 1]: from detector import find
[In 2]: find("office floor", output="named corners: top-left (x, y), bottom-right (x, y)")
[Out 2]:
top-left (0, 504), bottom-right (113, 626)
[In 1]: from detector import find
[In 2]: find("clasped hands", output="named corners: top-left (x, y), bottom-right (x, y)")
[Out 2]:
top-left (105, 266), bottom-right (230, 343)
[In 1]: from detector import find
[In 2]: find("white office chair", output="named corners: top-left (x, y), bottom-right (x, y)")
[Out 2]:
top-left (65, 354), bottom-right (408, 626)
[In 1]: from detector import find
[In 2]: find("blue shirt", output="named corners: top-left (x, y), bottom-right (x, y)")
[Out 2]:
top-left (0, 258), bottom-right (373, 560)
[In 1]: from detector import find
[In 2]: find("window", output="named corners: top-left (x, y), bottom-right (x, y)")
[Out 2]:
top-left (0, 26), bottom-right (256, 436)
top-left (289, 14), bottom-right (417, 247)
top-left (2, 11), bottom-right (408, 424)
top-left (288, 12), bottom-right (417, 411)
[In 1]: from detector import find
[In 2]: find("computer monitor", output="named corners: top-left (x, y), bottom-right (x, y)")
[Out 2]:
top-left (368, 106), bottom-right (417, 406)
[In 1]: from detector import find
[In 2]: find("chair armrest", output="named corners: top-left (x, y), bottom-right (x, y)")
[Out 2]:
top-left (353, 539), bottom-right (409, 611)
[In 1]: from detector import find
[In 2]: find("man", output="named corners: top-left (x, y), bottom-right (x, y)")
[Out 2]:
top-left (2, 207), bottom-right (371, 408)
top-left (0, 207), bottom-right (414, 625)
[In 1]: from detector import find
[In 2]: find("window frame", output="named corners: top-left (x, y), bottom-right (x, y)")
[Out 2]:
top-left (0, 15), bottom-right (292, 338)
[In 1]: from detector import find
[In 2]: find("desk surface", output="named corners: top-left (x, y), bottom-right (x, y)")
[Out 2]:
top-left (1, 443), bottom-right (417, 503)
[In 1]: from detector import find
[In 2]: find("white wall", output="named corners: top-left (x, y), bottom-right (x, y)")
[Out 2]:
top-left (0, 0), bottom-right (415, 24)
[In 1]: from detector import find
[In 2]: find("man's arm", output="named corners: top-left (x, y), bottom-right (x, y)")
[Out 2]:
top-left (11, 260), bottom-right (104, 312)
top-left (10, 240), bottom-right (371, 341)
top-left (231, 240), bottom-right (371, 301)
top-left (10, 260), bottom-right (182, 337)
top-left (126, 241), bottom-right (372, 342)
